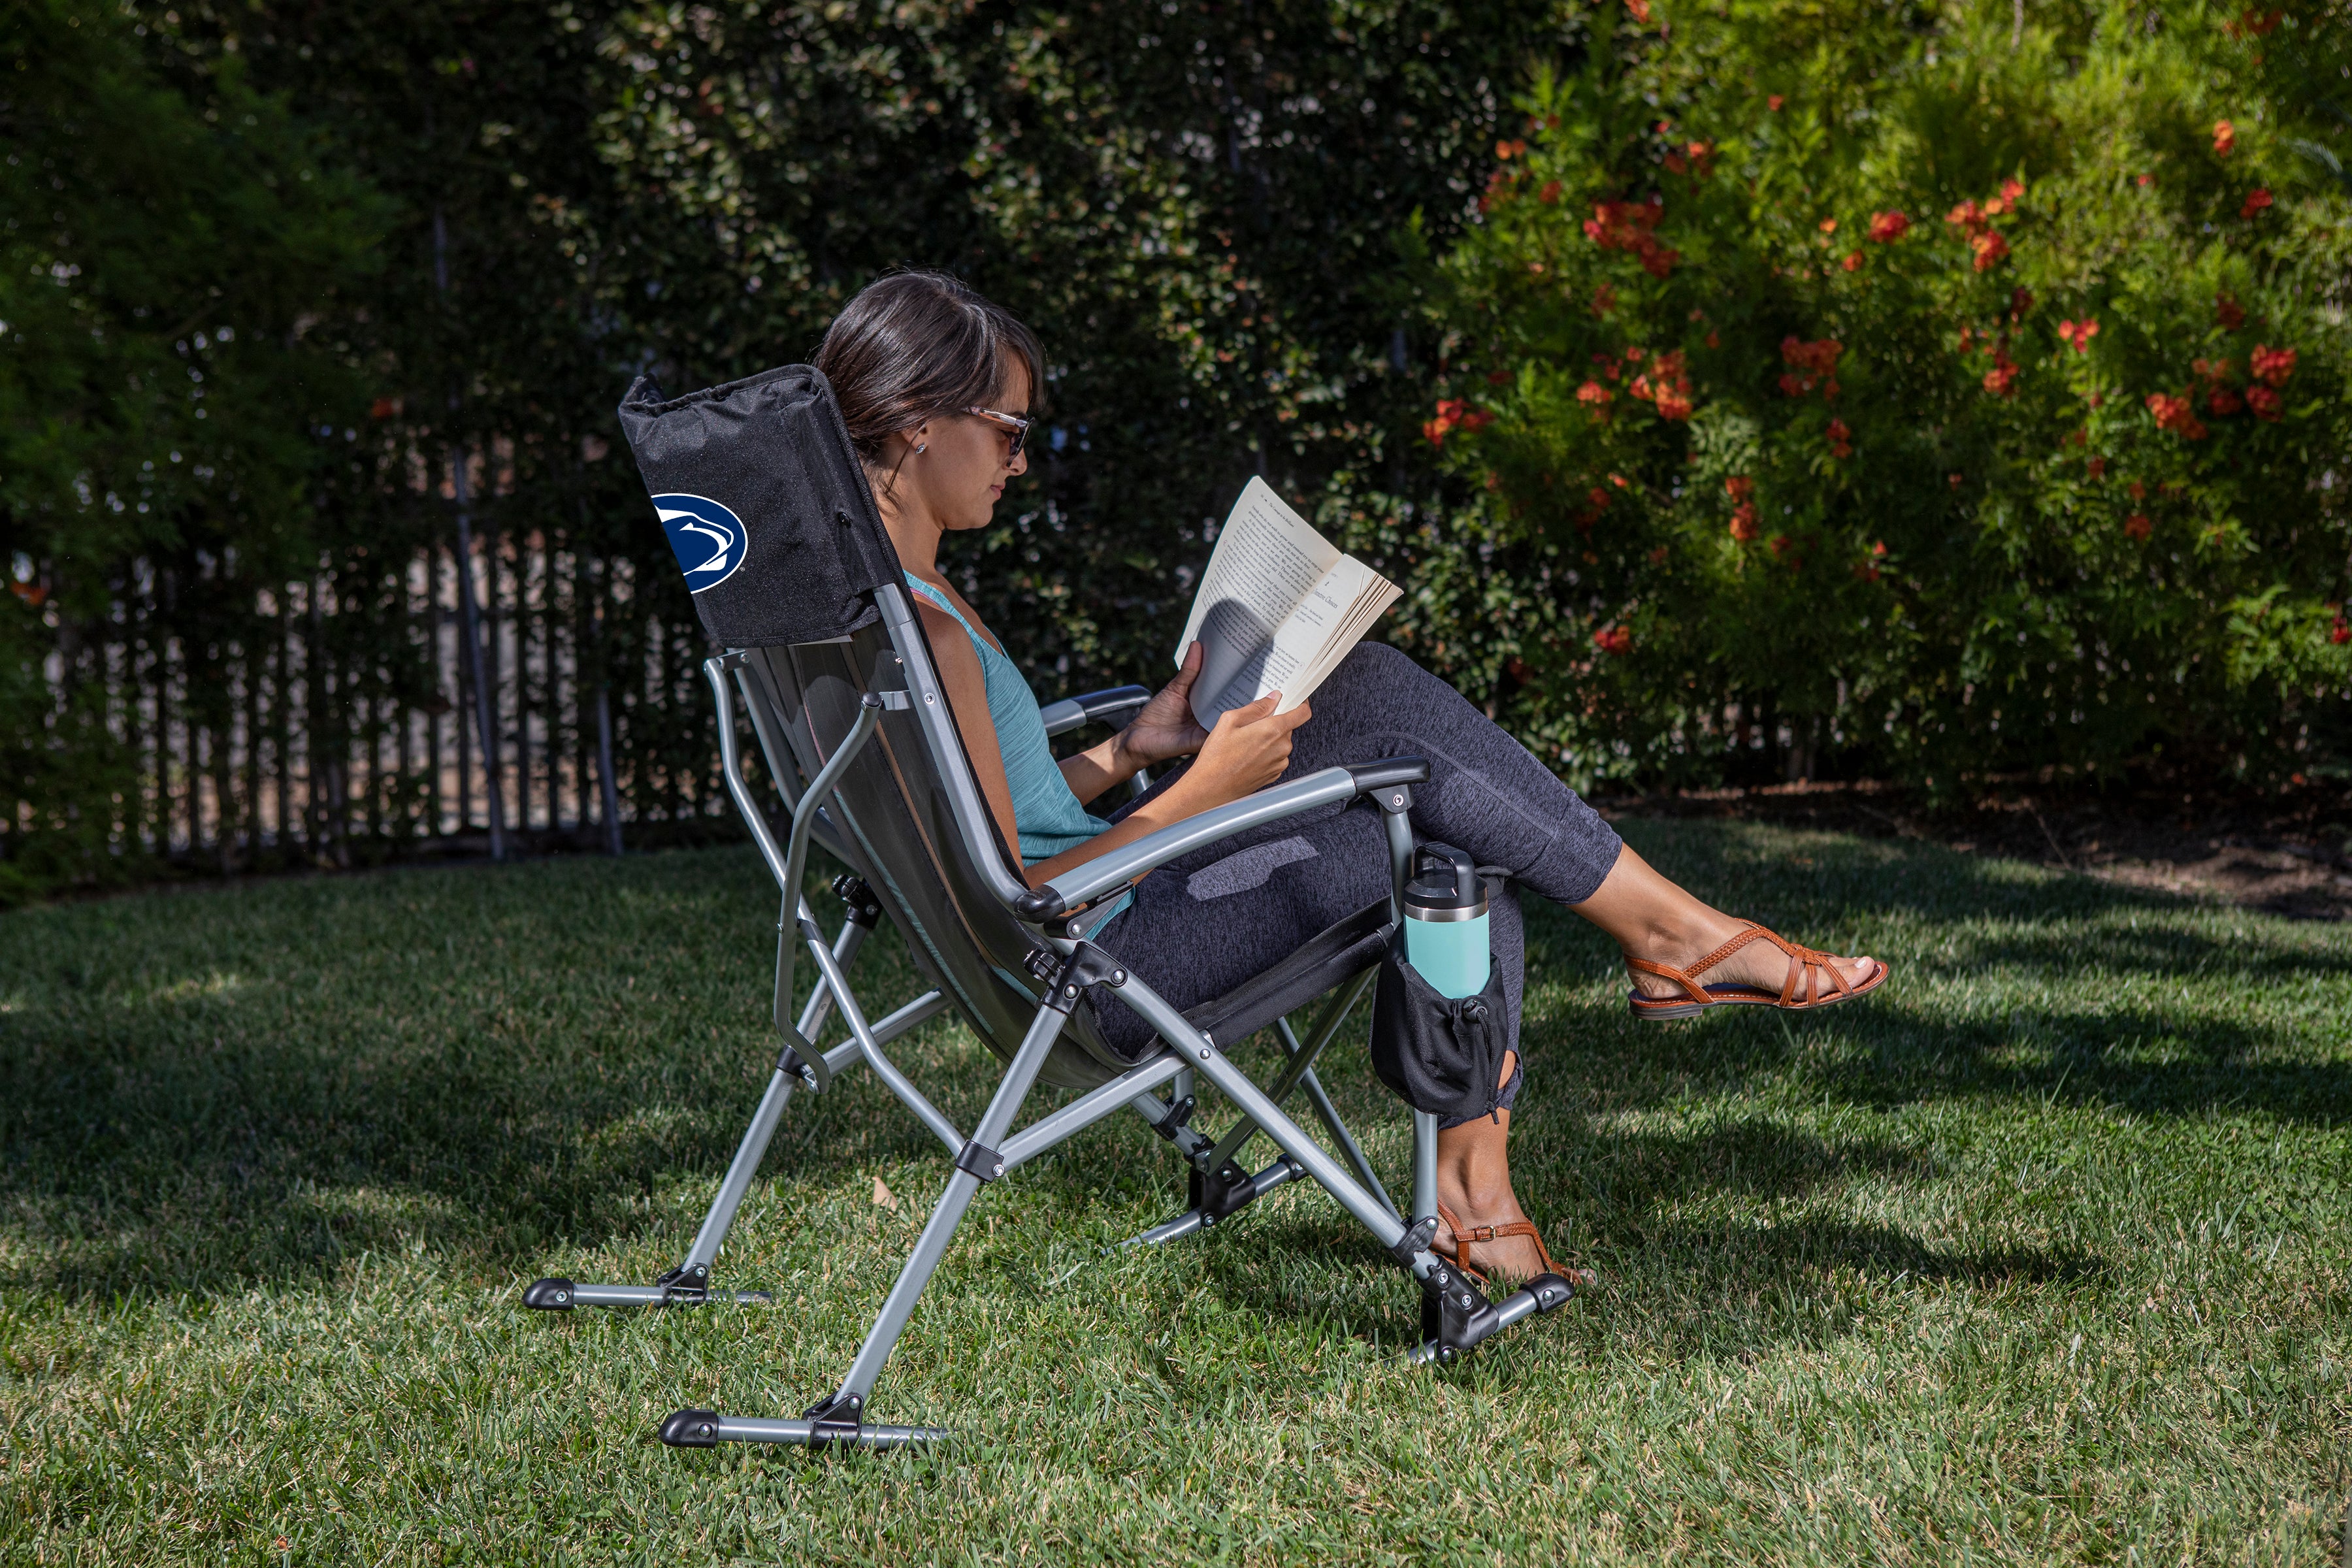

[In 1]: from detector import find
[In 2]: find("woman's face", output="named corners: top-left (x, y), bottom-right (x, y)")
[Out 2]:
top-left (902, 359), bottom-right (1031, 534)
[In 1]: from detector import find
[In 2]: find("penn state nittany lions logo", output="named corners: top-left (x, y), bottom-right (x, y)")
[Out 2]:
top-left (652, 493), bottom-right (749, 591)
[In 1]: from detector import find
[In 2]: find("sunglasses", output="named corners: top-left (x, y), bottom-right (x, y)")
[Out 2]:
top-left (964, 405), bottom-right (1032, 459)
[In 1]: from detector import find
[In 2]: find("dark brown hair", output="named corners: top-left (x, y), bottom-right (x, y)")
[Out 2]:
top-left (814, 271), bottom-right (1044, 466)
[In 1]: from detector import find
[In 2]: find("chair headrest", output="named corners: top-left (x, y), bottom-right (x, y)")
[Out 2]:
top-left (617, 364), bottom-right (904, 647)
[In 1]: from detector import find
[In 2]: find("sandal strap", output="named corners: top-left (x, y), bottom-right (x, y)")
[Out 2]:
top-left (1625, 954), bottom-right (1712, 1007)
top-left (1436, 1203), bottom-right (1571, 1283)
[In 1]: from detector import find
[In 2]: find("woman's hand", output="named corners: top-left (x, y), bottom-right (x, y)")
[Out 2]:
top-left (1115, 642), bottom-right (1213, 770)
top-left (1171, 691), bottom-right (1313, 811)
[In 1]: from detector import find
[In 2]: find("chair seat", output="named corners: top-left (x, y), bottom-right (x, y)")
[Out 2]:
top-left (1181, 898), bottom-right (1394, 1050)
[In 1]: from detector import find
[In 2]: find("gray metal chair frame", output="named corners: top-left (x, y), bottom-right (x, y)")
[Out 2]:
top-left (527, 581), bottom-right (1578, 1448)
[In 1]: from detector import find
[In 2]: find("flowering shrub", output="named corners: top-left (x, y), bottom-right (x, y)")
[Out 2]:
top-left (1408, 0), bottom-right (2351, 790)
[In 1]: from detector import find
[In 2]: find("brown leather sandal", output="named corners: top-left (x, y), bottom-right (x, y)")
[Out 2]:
top-left (1627, 922), bottom-right (1887, 1022)
top-left (1435, 1201), bottom-right (1598, 1290)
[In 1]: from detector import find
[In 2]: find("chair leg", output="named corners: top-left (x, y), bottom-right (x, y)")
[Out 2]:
top-left (1117, 972), bottom-right (1581, 1365)
top-left (661, 972), bottom-right (1077, 1447)
top-left (523, 912), bottom-right (947, 1312)
top-left (1124, 972), bottom-right (1389, 1243)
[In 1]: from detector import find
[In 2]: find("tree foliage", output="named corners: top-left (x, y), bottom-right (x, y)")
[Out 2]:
top-left (1, 1), bottom-right (384, 898)
top-left (1418, 0), bottom-right (2352, 791)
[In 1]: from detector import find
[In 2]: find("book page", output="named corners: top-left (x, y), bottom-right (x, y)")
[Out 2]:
top-left (1174, 478), bottom-right (1343, 727)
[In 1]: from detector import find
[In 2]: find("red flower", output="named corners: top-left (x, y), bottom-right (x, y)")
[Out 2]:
top-left (1949, 472), bottom-right (1965, 489)
top-left (1576, 380), bottom-right (1615, 412)
top-left (369, 397), bottom-right (398, 420)
top-left (1584, 197), bottom-right (1678, 278)
top-left (2128, 480), bottom-right (2146, 500)
top-left (1841, 250), bottom-right (1863, 272)
top-left (2087, 457), bottom-right (2106, 479)
top-left (1970, 230), bottom-right (2010, 271)
top-left (1827, 417), bottom-right (1852, 457)
top-left (1780, 336), bottom-right (1843, 387)
top-left (2057, 318), bottom-right (2101, 353)
top-left (1729, 503), bottom-right (1759, 540)
top-left (1539, 179), bottom-right (1563, 204)
top-left (1593, 625), bottom-right (1633, 655)
top-left (2145, 393), bottom-right (2208, 439)
top-left (1819, 218), bottom-right (1839, 235)
top-left (2209, 385), bottom-right (2244, 416)
top-left (1423, 399), bottom-right (1488, 446)
top-left (2246, 384), bottom-right (2283, 420)
top-left (1624, 0), bottom-right (1652, 21)
top-left (2250, 344), bottom-right (2296, 386)
top-left (1767, 95), bottom-right (1784, 111)
top-left (1724, 475), bottom-right (1755, 500)
top-left (2216, 295), bottom-right (2246, 329)
top-left (1590, 282), bottom-right (1617, 317)
top-left (2334, 618), bottom-right (2350, 645)
top-left (1767, 534), bottom-right (1801, 570)
top-left (1983, 359), bottom-right (2019, 397)
top-left (1946, 199), bottom-right (1984, 227)
top-left (2000, 178), bottom-right (2025, 201)
top-left (2125, 514), bottom-right (2153, 540)
top-left (1588, 485), bottom-right (1611, 509)
top-left (2213, 120), bottom-right (2237, 157)
top-left (1867, 210), bottom-right (1910, 242)
top-left (2136, 172), bottom-right (2154, 188)
top-left (2241, 188), bottom-right (2273, 218)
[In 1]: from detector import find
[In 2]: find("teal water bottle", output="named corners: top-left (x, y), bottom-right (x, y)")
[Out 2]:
top-left (1401, 845), bottom-right (1490, 1000)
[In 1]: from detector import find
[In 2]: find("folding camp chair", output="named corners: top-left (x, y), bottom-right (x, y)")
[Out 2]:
top-left (522, 364), bottom-right (1581, 1449)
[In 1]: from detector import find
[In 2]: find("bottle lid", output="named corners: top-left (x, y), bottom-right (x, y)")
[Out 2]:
top-left (1403, 845), bottom-right (1487, 920)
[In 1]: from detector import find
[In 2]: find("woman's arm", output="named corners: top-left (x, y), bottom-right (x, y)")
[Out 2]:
top-left (916, 600), bottom-right (1027, 864)
top-left (925, 606), bottom-right (1311, 892)
top-left (1022, 693), bottom-right (1309, 889)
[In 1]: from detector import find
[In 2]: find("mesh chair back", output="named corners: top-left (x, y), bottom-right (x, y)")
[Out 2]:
top-left (736, 612), bottom-right (1139, 1092)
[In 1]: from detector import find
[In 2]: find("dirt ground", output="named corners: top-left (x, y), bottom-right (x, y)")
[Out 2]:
top-left (1601, 780), bottom-right (2352, 922)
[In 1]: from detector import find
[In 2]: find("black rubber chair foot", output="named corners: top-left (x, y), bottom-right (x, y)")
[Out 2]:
top-left (521, 1277), bottom-right (576, 1311)
top-left (661, 1409), bottom-right (723, 1448)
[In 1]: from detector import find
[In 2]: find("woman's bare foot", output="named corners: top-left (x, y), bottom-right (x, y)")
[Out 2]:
top-left (1567, 843), bottom-right (1878, 1004)
top-left (1432, 1075), bottom-right (1555, 1282)
top-left (1623, 912), bottom-right (1880, 1002)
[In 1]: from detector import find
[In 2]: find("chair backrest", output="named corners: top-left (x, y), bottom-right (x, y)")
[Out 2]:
top-left (732, 600), bottom-right (1143, 1092)
top-left (619, 363), bottom-right (1140, 1091)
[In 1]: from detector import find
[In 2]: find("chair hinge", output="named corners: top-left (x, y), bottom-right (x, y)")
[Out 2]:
top-left (777, 1032), bottom-right (827, 1094)
top-left (1388, 1214), bottom-right (1439, 1269)
top-left (831, 874), bottom-right (883, 927)
top-left (1041, 941), bottom-right (1128, 1014)
top-left (1151, 1095), bottom-right (1196, 1141)
top-left (802, 1390), bottom-right (863, 1443)
top-left (954, 1140), bottom-right (1006, 1183)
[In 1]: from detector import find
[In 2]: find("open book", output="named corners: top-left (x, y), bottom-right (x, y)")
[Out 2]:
top-left (1173, 477), bottom-right (1402, 730)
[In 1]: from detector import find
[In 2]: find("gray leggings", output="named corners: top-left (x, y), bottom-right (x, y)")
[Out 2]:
top-left (1090, 643), bottom-right (1624, 1124)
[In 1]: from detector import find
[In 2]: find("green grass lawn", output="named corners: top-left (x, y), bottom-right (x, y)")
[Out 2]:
top-left (3, 821), bottom-right (2347, 1563)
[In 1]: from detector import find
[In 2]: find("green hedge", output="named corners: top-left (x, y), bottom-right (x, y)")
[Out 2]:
top-left (1411, 0), bottom-right (2352, 793)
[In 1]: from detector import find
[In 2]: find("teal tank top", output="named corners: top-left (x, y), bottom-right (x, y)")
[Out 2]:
top-left (902, 579), bottom-right (1130, 923)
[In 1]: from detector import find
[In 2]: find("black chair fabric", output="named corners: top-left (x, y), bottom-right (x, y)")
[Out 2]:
top-left (618, 365), bottom-right (902, 649)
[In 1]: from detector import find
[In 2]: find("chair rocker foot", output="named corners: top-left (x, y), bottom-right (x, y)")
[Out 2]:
top-left (1123, 1154), bottom-right (1305, 1248)
top-left (1410, 1269), bottom-right (1582, 1365)
top-left (522, 1273), bottom-right (775, 1311)
top-left (659, 1405), bottom-right (950, 1450)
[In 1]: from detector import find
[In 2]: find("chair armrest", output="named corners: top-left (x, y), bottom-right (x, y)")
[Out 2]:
top-left (1012, 757), bottom-right (1429, 920)
top-left (1038, 685), bottom-right (1152, 738)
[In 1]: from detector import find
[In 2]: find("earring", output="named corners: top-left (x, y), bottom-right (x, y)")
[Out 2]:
top-left (915, 442), bottom-right (927, 454)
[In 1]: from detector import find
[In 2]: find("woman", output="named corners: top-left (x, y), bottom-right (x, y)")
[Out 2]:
top-left (816, 271), bottom-right (1886, 1285)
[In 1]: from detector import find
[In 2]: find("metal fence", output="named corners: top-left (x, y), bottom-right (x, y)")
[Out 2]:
top-left (7, 512), bottom-right (740, 879)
